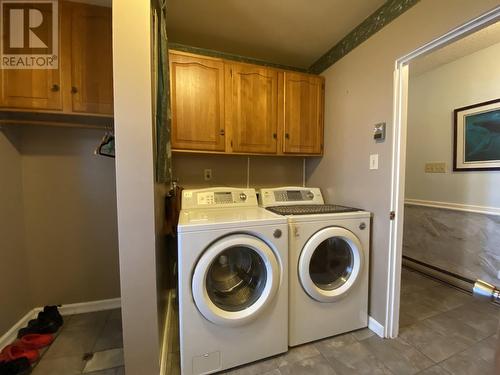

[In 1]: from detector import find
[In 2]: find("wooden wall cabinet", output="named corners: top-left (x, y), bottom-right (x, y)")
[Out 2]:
top-left (64, 2), bottom-right (113, 115)
top-left (0, 1), bottom-right (113, 117)
top-left (170, 53), bottom-right (225, 151)
top-left (283, 72), bottom-right (324, 154)
top-left (226, 63), bottom-right (278, 154)
top-left (170, 50), bottom-right (324, 156)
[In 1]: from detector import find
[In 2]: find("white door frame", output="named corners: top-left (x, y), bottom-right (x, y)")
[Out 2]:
top-left (386, 6), bottom-right (500, 338)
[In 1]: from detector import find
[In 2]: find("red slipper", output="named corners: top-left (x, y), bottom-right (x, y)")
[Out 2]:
top-left (19, 334), bottom-right (54, 349)
top-left (0, 344), bottom-right (39, 363)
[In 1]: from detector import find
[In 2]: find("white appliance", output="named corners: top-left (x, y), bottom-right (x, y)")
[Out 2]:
top-left (259, 187), bottom-right (371, 346)
top-left (178, 187), bottom-right (288, 375)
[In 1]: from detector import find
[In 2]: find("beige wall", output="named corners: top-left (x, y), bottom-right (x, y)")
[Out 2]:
top-left (20, 126), bottom-right (120, 307)
top-left (173, 153), bottom-right (304, 188)
top-left (113, 1), bottom-right (164, 374)
top-left (0, 126), bottom-right (119, 336)
top-left (0, 129), bottom-right (30, 335)
top-left (406, 41), bottom-right (500, 207)
top-left (306, 0), bottom-right (499, 325)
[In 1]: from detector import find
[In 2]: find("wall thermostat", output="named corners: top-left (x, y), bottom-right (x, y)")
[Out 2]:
top-left (374, 122), bottom-right (386, 142)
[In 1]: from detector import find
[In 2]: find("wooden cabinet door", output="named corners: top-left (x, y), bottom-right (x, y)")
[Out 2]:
top-left (0, 4), bottom-right (61, 110)
top-left (170, 53), bottom-right (225, 151)
top-left (283, 72), bottom-right (324, 154)
top-left (68, 2), bottom-right (113, 115)
top-left (227, 64), bottom-right (278, 153)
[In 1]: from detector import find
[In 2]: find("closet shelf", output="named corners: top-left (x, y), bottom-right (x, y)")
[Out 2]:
top-left (0, 110), bottom-right (114, 130)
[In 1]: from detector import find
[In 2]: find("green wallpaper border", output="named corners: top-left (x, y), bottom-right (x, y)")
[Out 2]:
top-left (168, 42), bottom-right (307, 72)
top-left (309, 0), bottom-right (421, 74)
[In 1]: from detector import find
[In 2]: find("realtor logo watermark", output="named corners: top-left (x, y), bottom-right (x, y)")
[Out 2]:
top-left (1, 0), bottom-right (58, 69)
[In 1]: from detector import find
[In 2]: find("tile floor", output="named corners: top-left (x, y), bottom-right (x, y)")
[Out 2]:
top-left (37, 268), bottom-right (499, 374)
top-left (32, 308), bottom-right (124, 375)
top-left (182, 267), bottom-right (498, 375)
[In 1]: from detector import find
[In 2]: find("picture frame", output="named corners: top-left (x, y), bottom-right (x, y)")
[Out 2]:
top-left (453, 98), bottom-right (500, 171)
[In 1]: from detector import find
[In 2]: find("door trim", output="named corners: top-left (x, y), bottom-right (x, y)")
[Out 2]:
top-left (192, 234), bottom-right (280, 327)
top-left (299, 227), bottom-right (363, 302)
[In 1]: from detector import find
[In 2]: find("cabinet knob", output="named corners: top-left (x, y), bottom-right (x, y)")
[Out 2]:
top-left (219, 129), bottom-right (225, 136)
top-left (71, 86), bottom-right (78, 94)
top-left (285, 133), bottom-right (290, 139)
top-left (50, 84), bottom-right (60, 92)
top-left (272, 133), bottom-right (277, 139)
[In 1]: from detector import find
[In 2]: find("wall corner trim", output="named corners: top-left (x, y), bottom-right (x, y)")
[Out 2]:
top-left (0, 298), bottom-right (121, 351)
top-left (309, 0), bottom-right (421, 73)
top-left (368, 316), bottom-right (385, 338)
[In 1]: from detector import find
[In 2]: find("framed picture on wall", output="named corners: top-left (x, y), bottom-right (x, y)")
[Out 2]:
top-left (454, 98), bottom-right (500, 171)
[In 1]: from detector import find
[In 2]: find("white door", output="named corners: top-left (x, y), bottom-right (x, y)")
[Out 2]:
top-left (299, 227), bottom-right (363, 302)
top-left (192, 234), bottom-right (280, 327)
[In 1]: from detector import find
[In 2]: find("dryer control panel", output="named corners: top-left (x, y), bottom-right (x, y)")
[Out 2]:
top-left (182, 187), bottom-right (258, 210)
top-left (259, 187), bottom-right (324, 207)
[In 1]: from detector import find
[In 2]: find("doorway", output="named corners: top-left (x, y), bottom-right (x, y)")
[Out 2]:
top-left (387, 6), bottom-right (500, 339)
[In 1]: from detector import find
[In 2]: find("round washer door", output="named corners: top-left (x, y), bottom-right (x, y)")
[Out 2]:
top-left (299, 227), bottom-right (363, 302)
top-left (192, 234), bottom-right (280, 327)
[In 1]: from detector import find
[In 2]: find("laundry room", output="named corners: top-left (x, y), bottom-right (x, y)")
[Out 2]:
top-left (2, 1), bottom-right (500, 375)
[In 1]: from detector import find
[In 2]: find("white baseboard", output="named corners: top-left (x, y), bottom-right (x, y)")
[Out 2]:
top-left (368, 316), bottom-right (384, 338)
top-left (0, 297), bottom-right (121, 350)
top-left (405, 198), bottom-right (500, 216)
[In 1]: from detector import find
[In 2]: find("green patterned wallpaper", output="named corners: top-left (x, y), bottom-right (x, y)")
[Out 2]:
top-left (168, 42), bottom-right (306, 72)
top-left (309, 0), bottom-right (421, 74)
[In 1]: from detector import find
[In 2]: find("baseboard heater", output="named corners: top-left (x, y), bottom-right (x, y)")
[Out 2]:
top-left (402, 255), bottom-right (475, 293)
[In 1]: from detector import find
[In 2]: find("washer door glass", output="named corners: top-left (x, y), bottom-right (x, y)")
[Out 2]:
top-left (206, 246), bottom-right (267, 312)
top-left (309, 237), bottom-right (353, 291)
top-left (192, 234), bottom-right (280, 327)
top-left (299, 227), bottom-right (363, 302)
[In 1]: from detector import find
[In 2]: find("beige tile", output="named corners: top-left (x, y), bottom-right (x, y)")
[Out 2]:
top-left (276, 344), bottom-right (320, 367)
top-left (279, 355), bottom-right (336, 375)
top-left (83, 348), bottom-right (124, 373)
top-left (439, 348), bottom-right (494, 375)
top-left (31, 355), bottom-right (85, 375)
top-left (225, 357), bottom-right (278, 375)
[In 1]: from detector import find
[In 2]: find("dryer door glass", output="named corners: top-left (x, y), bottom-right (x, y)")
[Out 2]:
top-left (309, 237), bottom-right (353, 290)
top-left (206, 246), bottom-right (267, 312)
top-left (299, 227), bottom-right (363, 302)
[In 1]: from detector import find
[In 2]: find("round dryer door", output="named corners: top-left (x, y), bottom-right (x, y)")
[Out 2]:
top-left (299, 227), bottom-right (363, 302)
top-left (192, 234), bottom-right (280, 327)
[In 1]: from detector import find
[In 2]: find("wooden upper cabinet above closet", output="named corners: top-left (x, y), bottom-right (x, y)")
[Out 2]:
top-left (0, 1), bottom-right (113, 117)
top-left (0, 4), bottom-right (62, 110)
top-left (283, 72), bottom-right (324, 155)
top-left (226, 64), bottom-right (278, 154)
top-left (64, 1), bottom-right (113, 115)
top-left (170, 52), bottom-right (225, 151)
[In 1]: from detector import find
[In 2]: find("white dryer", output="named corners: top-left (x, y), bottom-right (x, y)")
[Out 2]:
top-left (178, 188), bottom-right (288, 375)
top-left (259, 187), bottom-right (371, 346)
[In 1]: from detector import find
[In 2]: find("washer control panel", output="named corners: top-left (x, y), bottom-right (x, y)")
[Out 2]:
top-left (258, 187), bottom-right (324, 207)
top-left (182, 188), bottom-right (258, 209)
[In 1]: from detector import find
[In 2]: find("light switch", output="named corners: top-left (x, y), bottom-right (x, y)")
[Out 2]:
top-left (370, 154), bottom-right (379, 170)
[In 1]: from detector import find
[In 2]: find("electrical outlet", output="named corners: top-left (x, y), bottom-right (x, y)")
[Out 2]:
top-left (204, 169), bottom-right (212, 181)
top-left (369, 154), bottom-right (379, 170)
top-left (425, 162), bottom-right (446, 173)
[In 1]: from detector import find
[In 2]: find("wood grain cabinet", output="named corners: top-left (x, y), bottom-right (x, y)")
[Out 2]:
top-left (170, 52), bottom-right (225, 151)
top-left (64, 2), bottom-right (113, 115)
top-left (0, 1), bottom-right (113, 116)
top-left (170, 50), bottom-right (324, 156)
top-left (0, 4), bottom-right (62, 110)
top-left (283, 72), bottom-right (324, 155)
top-left (226, 64), bottom-right (278, 154)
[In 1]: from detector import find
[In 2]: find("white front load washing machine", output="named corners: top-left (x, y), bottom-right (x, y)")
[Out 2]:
top-left (178, 188), bottom-right (288, 375)
top-left (259, 187), bottom-right (371, 346)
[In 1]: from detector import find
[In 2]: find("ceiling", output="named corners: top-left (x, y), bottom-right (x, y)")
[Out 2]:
top-left (410, 21), bottom-right (500, 77)
top-left (166, 0), bottom-right (385, 69)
